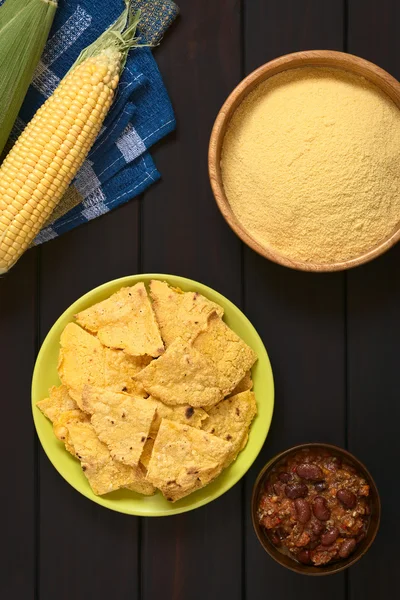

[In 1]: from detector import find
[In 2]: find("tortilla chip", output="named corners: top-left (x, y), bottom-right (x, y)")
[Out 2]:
top-left (36, 385), bottom-right (78, 423)
top-left (149, 397), bottom-right (208, 437)
top-left (58, 323), bottom-right (151, 406)
top-left (58, 323), bottom-right (105, 405)
top-left (134, 338), bottom-right (222, 408)
top-left (81, 387), bottom-right (156, 467)
top-left (67, 422), bottom-right (152, 495)
top-left (202, 391), bottom-right (257, 465)
top-left (139, 437), bottom-right (154, 470)
top-left (53, 409), bottom-right (90, 456)
top-left (193, 313), bottom-right (257, 396)
top-left (228, 370), bottom-right (253, 397)
top-left (124, 472), bottom-right (156, 496)
top-left (146, 419), bottom-right (233, 502)
top-left (75, 283), bottom-right (164, 357)
top-left (149, 280), bottom-right (224, 347)
top-left (104, 348), bottom-right (151, 397)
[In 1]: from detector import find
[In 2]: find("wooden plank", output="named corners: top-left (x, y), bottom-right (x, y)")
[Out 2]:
top-left (38, 201), bottom-right (141, 324)
top-left (243, 1), bottom-right (346, 597)
top-left (141, 1), bottom-right (243, 599)
top-left (142, 0), bottom-right (242, 299)
top-left (347, 0), bottom-right (399, 596)
top-left (346, 250), bottom-right (399, 598)
top-left (39, 458), bottom-right (139, 599)
top-left (142, 490), bottom-right (242, 600)
top-left (37, 201), bottom-right (141, 599)
top-left (244, 0), bottom-right (345, 73)
top-left (0, 253), bottom-right (37, 599)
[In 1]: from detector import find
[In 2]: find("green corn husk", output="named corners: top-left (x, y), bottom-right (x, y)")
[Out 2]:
top-left (0, 0), bottom-right (35, 26)
top-left (0, 0), bottom-right (57, 156)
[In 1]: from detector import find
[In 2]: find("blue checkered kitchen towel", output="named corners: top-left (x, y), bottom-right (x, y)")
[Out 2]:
top-left (7, 0), bottom-right (178, 244)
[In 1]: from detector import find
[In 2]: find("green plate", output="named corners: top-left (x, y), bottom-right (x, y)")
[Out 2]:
top-left (32, 274), bottom-right (274, 516)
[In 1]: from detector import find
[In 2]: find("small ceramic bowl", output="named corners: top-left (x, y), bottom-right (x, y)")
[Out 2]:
top-left (251, 443), bottom-right (380, 575)
top-left (209, 50), bottom-right (400, 272)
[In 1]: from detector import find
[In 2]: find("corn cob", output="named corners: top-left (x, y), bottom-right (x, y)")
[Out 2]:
top-left (0, 1), bottom-right (140, 274)
top-left (0, 0), bottom-right (57, 156)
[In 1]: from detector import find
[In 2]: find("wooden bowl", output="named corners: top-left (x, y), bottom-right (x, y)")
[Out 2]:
top-left (209, 50), bottom-right (400, 272)
top-left (251, 443), bottom-right (381, 575)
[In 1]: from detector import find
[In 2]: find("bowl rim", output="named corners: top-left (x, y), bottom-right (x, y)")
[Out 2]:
top-left (251, 442), bottom-right (381, 575)
top-left (208, 49), bottom-right (400, 272)
top-left (32, 273), bottom-right (275, 516)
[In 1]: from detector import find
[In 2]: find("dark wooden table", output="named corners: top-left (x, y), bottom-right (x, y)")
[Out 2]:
top-left (2, 0), bottom-right (398, 597)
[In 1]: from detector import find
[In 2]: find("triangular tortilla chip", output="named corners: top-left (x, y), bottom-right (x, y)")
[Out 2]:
top-left (58, 323), bottom-right (152, 406)
top-left (149, 280), bottom-right (224, 347)
top-left (193, 313), bottom-right (257, 396)
top-left (75, 283), bottom-right (164, 357)
top-left (202, 391), bottom-right (257, 465)
top-left (58, 323), bottom-right (105, 405)
top-left (228, 370), bottom-right (253, 397)
top-left (81, 387), bottom-right (157, 467)
top-left (53, 409), bottom-right (90, 456)
top-left (146, 419), bottom-right (233, 502)
top-left (36, 385), bottom-right (78, 423)
top-left (67, 422), bottom-right (154, 496)
top-left (149, 397), bottom-right (208, 437)
top-left (134, 338), bottom-right (222, 408)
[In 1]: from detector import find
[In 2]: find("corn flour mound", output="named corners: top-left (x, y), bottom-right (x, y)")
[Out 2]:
top-left (221, 67), bottom-right (400, 264)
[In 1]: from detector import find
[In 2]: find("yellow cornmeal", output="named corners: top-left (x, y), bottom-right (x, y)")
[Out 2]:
top-left (221, 67), bottom-right (400, 264)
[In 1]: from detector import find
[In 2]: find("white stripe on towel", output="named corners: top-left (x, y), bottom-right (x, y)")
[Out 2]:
top-left (116, 124), bottom-right (146, 162)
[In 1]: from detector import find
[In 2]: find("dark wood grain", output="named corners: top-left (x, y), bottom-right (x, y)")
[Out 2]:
top-left (346, 249), bottom-right (400, 598)
top-left (142, 490), bottom-right (242, 600)
top-left (37, 201), bottom-right (141, 599)
top-left (0, 253), bottom-right (37, 599)
top-left (39, 201), bottom-right (141, 327)
top-left (39, 460), bottom-right (139, 600)
top-left (244, 0), bottom-right (345, 73)
top-left (347, 1), bottom-right (400, 596)
top-left (141, 1), bottom-right (243, 599)
top-left (243, 1), bottom-right (346, 597)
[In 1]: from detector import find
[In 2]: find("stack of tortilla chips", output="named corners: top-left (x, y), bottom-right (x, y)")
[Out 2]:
top-left (37, 281), bottom-right (258, 502)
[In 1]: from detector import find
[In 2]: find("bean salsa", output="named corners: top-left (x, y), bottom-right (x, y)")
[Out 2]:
top-left (257, 449), bottom-right (371, 566)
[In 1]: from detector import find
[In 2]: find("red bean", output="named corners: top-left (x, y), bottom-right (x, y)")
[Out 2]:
top-left (337, 489), bottom-right (357, 509)
top-left (321, 527), bottom-right (339, 546)
top-left (311, 520), bottom-right (325, 535)
top-left (273, 482), bottom-right (285, 495)
top-left (356, 531), bottom-right (366, 544)
top-left (312, 496), bottom-right (331, 521)
top-left (278, 471), bottom-right (292, 483)
top-left (294, 498), bottom-right (311, 523)
top-left (296, 463), bottom-right (323, 480)
top-left (339, 538), bottom-right (357, 558)
top-left (297, 549), bottom-right (311, 564)
top-left (315, 543), bottom-right (336, 553)
top-left (285, 482), bottom-right (308, 499)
